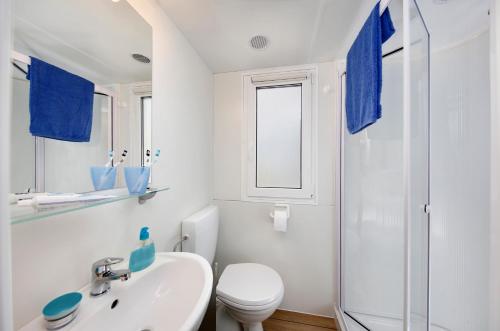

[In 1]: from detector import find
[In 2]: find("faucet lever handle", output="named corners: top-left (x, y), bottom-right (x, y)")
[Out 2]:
top-left (104, 257), bottom-right (123, 265)
top-left (92, 257), bottom-right (124, 272)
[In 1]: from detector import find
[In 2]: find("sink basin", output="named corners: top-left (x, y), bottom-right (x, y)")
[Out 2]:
top-left (20, 252), bottom-right (213, 331)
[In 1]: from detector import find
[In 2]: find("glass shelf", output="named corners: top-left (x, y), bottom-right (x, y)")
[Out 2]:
top-left (10, 187), bottom-right (170, 225)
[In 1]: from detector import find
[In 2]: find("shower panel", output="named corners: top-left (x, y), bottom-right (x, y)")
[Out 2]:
top-left (337, 0), bottom-right (429, 330)
top-left (407, 2), bottom-right (430, 330)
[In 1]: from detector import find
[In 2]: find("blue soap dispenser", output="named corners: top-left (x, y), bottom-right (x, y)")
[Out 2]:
top-left (129, 227), bottom-right (155, 272)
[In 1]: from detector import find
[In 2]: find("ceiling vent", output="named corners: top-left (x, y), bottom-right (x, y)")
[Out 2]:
top-left (249, 35), bottom-right (269, 50)
top-left (131, 53), bottom-right (151, 64)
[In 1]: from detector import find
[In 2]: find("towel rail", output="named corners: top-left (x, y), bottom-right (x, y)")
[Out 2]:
top-left (10, 50), bottom-right (117, 98)
top-left (342, 46), bottom-right (404, 76)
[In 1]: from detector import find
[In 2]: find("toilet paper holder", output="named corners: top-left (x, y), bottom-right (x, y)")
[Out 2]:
top-left (269, 204), bottom-right (290, 219)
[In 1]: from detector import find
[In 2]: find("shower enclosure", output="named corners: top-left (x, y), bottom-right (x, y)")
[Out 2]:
top-left (337, 0), bottom-right (493, 330)
top-left (336, 0), bottom-right (430, 330)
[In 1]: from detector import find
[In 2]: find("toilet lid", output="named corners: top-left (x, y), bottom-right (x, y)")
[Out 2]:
top-left (216, 263), bottom-right (284, 307)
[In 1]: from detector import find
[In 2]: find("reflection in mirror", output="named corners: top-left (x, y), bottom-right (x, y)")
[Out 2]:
top-left (10, 0), bottom-right (152, 195)
top-left (10, 75), bottom-right (35, 193)
top-left (44, 95), bottom-right (111, 193)
top-left (141, 96), bottom-right (152, 168)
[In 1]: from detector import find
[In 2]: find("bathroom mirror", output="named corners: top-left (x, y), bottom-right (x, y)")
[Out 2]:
top-left (10, 0), bottom-right (152, 194)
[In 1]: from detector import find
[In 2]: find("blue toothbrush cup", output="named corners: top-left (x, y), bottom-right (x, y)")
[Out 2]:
top-left (124, 167), bottom-right (151, 195)
top-left (90, 167), bottom-right (117, 191)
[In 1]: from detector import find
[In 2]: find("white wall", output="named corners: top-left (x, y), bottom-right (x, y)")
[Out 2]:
top-left (491, 3), bottom-right (500, 331)
top-left (11, 0), bottom-right (214, 328)
top-left (213, 62), bottom-right (337, 317)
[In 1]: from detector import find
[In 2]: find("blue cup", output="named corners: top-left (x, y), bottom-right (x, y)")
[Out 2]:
top-left (124, 167), bottom-right (151, 195)
top-left (90, 167), bottom-right (117, 191)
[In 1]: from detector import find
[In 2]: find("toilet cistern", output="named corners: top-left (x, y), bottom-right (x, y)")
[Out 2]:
top-left (90, 257), bottom-right (131, 296)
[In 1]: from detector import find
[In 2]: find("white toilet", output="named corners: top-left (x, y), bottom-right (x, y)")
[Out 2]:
top-left (216, 263), bottom-right (284, 331)
top-left (182, 205), bottom-right (284, 331)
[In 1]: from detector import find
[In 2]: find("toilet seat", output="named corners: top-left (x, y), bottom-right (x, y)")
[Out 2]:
top-left (216, 263), bottom-right (284, 310)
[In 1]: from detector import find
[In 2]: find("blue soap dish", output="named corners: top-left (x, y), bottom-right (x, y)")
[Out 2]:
top-left (42, 292), bottom-right (82, 321)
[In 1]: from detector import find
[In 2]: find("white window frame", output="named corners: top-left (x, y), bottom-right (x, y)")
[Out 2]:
top-left (241, 66), bottom-right (318, 204)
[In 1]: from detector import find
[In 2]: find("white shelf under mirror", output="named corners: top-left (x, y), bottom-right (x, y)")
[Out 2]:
top-left (10, 187), bottom-right (169, 225)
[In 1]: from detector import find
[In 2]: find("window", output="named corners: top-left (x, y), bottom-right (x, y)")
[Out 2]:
top-left (242, 68), bottom-right (317, 203)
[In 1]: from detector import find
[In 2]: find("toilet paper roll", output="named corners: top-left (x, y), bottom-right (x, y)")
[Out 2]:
top-left (273, 209), bottom-right (288, 232)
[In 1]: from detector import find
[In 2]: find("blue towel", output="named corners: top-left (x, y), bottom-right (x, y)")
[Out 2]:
top-left (27, 57), bottom-right (95, 142)
top-left (346, 2), bottom-right (395, 134)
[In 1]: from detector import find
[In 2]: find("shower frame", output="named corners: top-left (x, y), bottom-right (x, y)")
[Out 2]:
top-left (334, 0), bottom-right (430, 330)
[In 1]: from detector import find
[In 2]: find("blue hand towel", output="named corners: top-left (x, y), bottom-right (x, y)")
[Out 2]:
top-left (27, 57), bottom-right (95, 142)
top-left (346, 2), bottom-right (395, 134)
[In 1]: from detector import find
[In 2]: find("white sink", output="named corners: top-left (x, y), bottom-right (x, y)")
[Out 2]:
top-left (20, 252), bottom-right (213, 331)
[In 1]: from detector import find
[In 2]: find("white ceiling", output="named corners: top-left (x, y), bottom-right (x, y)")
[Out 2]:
top-left (156, 0), bottom-right (364, 73)
top-left (157, 0), bottom-right (490, 74)
top-left (13, 0), bottom-right (152, 85)
top-left (12, 0), bottom-right (488, 81)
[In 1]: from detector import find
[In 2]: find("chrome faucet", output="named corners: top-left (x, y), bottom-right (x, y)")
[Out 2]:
top-left (90, 257), bottom-right (131, 296)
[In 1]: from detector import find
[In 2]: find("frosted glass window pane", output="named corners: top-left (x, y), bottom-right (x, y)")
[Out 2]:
top-left (256, 84), bottom-right (302, 189)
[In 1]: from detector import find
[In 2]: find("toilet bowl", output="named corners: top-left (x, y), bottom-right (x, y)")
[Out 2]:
top-left (179, 206), bottom-right (284, 331)
top-left (216, 263), bottom-right (284, 331)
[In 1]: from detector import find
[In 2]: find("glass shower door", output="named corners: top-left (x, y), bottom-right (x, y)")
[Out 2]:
top-left (407, 1), bottom-right (430, 330)
top-left (339, 1), bottom-right (430, 330)
top-left (341, 49), bottom-right (406, 331)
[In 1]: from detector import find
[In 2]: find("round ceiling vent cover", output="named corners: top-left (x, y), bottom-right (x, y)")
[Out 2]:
top-left (249, 35), bottom-right (269, 50)
top-left (131, 53), bottom-right (151, 64)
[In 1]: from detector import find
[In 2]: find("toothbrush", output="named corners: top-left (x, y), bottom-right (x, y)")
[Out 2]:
top-left (144, 149), bottom-right (160, 167)
top-left (113, 150), bottom-right (128, 167)
top-left (104, 151), bottom-right (114, 167)
top-left (152, 149), bottom-right (160, 165)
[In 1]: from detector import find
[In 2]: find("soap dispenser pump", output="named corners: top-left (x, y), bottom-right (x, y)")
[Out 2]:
top-left (129, 226), bottom-right (155, 272)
